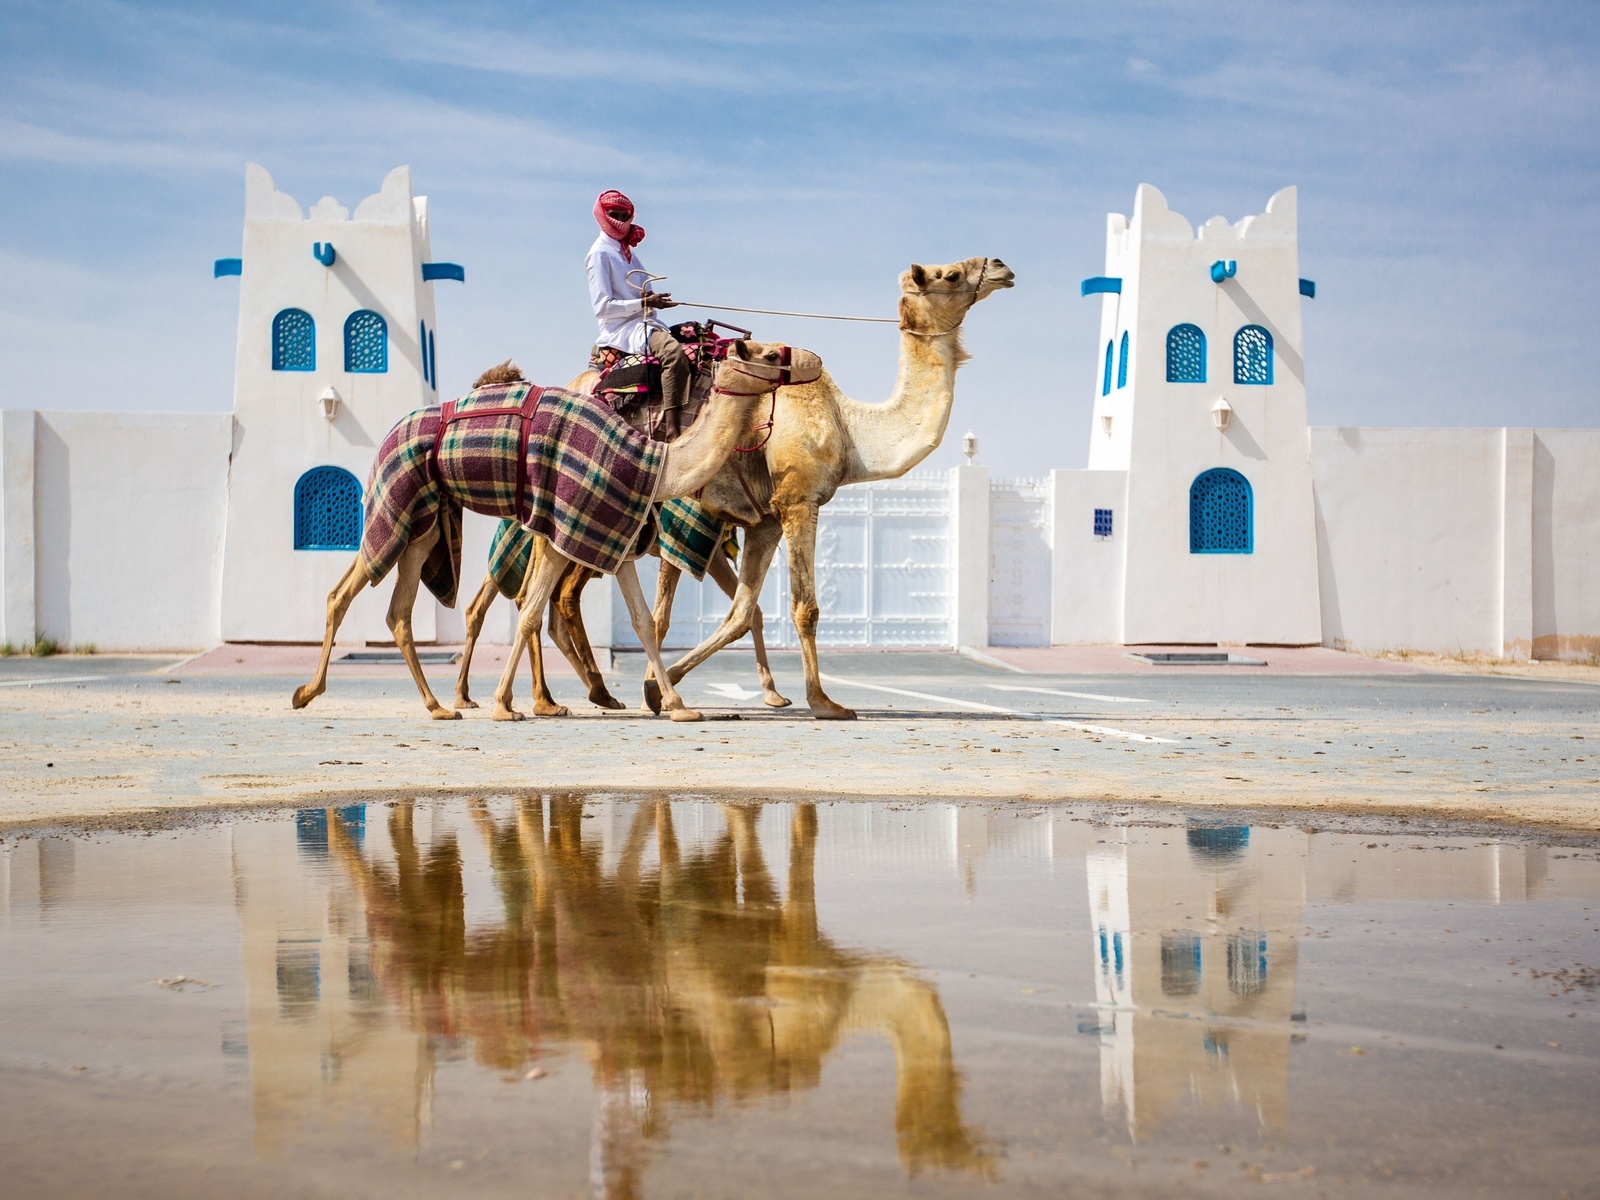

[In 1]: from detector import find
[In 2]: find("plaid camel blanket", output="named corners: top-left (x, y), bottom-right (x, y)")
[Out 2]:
top-left (362, 383), bottom-right (666, 604)
top-left (484, 495), bottom-right (722, 602)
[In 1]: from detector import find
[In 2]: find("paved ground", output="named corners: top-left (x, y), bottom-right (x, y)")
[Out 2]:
top-left (1, 646), bottom-right (1596, 832)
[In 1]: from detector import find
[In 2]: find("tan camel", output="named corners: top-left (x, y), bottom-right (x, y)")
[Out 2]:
top-left (645, 256), bottom-right (1014, 719)
top-left (290, 341), bottom-right (819, 723)
top-left (450, 362), bottom-right (791, 717)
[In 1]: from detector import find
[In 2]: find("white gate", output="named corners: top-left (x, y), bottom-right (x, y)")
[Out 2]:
top-left (614, 472), bottom-right (955, 649)
top-left (988, 478), bottom-right (1053, 647)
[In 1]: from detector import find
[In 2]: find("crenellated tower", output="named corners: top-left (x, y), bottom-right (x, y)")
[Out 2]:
top-left (1060, 184), bottom-right (1322, 645)
top-left (216, 164), bottom-right (460, 643)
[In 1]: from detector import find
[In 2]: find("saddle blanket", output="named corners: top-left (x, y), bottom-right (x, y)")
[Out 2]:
top-left (362, 383), bottom-right (665, 604)
top-left (484, 494), bottom-right (723, 604)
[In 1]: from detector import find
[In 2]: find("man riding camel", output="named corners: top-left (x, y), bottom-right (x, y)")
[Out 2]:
top-left (585, 190), bottom-right (692, 432)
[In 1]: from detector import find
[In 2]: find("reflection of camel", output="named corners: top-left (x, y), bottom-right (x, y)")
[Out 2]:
top-left (330, 799), bottom-right (992, 1196)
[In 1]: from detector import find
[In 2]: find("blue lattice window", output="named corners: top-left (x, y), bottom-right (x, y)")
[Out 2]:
top-left (293, 466), bottom-right (362, 551)
top-left (1189, 468), bottom-right (1252, 554)
top-left (1233, 324), bottom-right (1272, 385)
top-left (344, 310), bottom-right (387, 374)
top-left (1166, 323), bottom-right (1206, 383)
top-left (272, 308), bottom-right (315, 371)
top-left (1116, 330), bottom-right (1129, 388)
top-left (1093, 508), bottom-right (1113, 539)
top-left (1101, 340), bottom-right (1113, 396)
top-left (1227, 932), bottom-right (1268, 996)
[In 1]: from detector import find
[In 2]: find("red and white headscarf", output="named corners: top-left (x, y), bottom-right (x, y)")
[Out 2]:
top-left (594, 190), bottom-right (646, 262)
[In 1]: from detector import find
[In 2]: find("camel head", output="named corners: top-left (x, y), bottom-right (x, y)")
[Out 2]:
top-left (897, 257), bottom-right (1015, 335)
top-left (715, 340), bottom-right (823, 395)
top-left (473, 359), bottom-right (527, 388)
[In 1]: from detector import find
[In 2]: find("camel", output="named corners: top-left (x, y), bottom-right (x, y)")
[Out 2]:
top-left (449, 356), bottom-right (791, 718)
top-left (643, 256), bottom-right (1014, 719)
top-left (289, 340), bottom-right (820, 723)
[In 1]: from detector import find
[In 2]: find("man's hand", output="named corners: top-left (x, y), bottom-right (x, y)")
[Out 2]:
top-left (642, 290), bottom-right (679, 310)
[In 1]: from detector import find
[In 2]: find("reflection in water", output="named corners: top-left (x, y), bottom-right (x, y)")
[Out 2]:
top-left (234, 799), bottom-right (992, 1196)
top-left (1084, 820), bottom-right (1572, 1138)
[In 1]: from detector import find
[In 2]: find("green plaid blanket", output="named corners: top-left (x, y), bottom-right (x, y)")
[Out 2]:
top-left (362, 384), bottom-right (665, 605)
top-left (656, 499), bottom-right (723, 581)
top-left (484, 496), bottom-right (721, 602)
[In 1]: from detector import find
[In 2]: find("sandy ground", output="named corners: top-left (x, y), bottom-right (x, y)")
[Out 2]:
top-left (2, 645), bottom-right (1597, 834)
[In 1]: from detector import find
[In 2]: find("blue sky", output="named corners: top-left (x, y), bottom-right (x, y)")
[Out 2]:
top-left (1, 0), bottom-right (1595, 475)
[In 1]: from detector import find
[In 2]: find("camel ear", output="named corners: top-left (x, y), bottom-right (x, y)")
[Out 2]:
top-left (729, 340), bottom-right (749, 360)
top-left (908, 263), bottom-right (928, 290)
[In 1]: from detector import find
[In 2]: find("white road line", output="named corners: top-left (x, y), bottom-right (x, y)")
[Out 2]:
top-left (986, 683), bottom-right (1148, 704)
top-left (818, 673), bottom-right (1178, 743)
top-left (0, 674), bottom-right (126, 688)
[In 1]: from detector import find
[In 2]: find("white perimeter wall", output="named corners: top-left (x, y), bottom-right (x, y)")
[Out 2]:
top-left (5, 412), bottom-right (233, 651)
top-left (1312, 427), bottom-right (1600, 659)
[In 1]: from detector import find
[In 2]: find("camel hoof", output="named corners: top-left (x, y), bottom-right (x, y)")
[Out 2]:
top-left (534, 704), bottom-right (571, 718)
top-left (492, 705), bottom-right (525, 722)
top-left (590, 689), bottom-right (628, 711)
top-left (291, 685), bottom-right (316, 710)
top-left (668, 707), bottom-right (704, 723)
top-left (453, 697), bottom-right (479, 710)
top-left (812, 703), bottom-right (857, 721)
top-left (431, 707), bottom-right (463, 721)
top-left (642, 678), bottom-right (663, 715)
top-left (763, 693), bottom-right (793, 709)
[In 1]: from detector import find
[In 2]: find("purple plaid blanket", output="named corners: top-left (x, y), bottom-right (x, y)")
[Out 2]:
top-left (362, 384), bottom-right (666, 604)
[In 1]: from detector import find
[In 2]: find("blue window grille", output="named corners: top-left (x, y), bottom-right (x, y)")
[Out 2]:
top-left (428, 328), bottom-right (436, 390)
top-left (1116, 330), bottom-right (1129, 388)
top-left (1233, 324), bottom-right (1273, 385)
top-left (344, 310), bottom-right (388, 373)
top-left (1166, 323), bottom-right (1206, 383)
top-left (1189, 467), bottom-right (1253, 554)
top-left (293, 466), bottom-right (362, 551)
top-left (271, 308), bottom-right (315, 371)
top-left (1101, 340), bottom-right (1113, 396)
top-left (1093, 508), bottom-right (1113, 539)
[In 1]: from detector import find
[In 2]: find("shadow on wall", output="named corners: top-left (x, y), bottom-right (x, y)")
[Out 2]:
top-left (34, 421), bottom-right (70, 647)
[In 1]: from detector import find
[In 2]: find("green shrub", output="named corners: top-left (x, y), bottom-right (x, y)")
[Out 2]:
top-left (31, 636), bottom-right (58, 657)
top-left (75, 642), bottom-right (96, 656)
top-left (0, 642), bottom-right (14, 657)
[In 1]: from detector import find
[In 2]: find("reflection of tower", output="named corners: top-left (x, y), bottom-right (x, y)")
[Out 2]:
top-left (1085, 824), bottom-right (1307, 1136)
top-left (231, 806), bottom-right (433, 1152)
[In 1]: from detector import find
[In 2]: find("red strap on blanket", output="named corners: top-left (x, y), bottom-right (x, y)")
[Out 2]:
top-left (429, 387), bottom-right (546, 521)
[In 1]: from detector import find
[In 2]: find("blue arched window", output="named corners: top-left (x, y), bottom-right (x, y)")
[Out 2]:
top-left (1101, 340), bottom-right (1114, 396)
top-left (1116, 330), bottom-right (1130, 388)
top-left (344, 310), bottom-right (388, 374)
top-left (1166, 323), bottom-right (1206, 383)
top-left (271, 308), bottom-right (315, 371)
top-left (1233, 324), bottom-right (1273, 385)
top-left (293, 466), bottom-right (362, 551)
top-left (1189, 467), bottom-right (1252, 554)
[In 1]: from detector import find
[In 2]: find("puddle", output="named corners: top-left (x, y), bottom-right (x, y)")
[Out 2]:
top-left (2, 799), bottom-right (1597, 1198)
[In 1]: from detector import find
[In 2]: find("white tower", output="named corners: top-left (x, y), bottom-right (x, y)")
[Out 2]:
top-left (216, 164), bottom-right (457, 643)
top-left (1058, 184), bottom-right (1322, 645)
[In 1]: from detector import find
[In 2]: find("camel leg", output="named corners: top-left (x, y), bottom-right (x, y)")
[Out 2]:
top-left (779, 502), bottom-right (855, 720)
top-left (385, 527), bottom-right (461, 720)
top-left (291, 555), bottom-right (369, 710)
top-left (616, 560), bottom-right (701, 722)
top-left (639, 560), bottom-right (686, 715)
top-left (551, 565), bottom-right (625, 710)
top-left (527, 613), bottom-right (569, 717)
top-left (647, 519), bottom-right (784, 709)
top-left (707, 548), bottom-right (790, 708)
top-left (452, 573), bottom-right (500, 709)
top-left (491, 544), bottom-right (569, 722)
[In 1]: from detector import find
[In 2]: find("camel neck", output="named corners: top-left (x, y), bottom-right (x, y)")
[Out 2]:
top-left (842, 328), bottom-right (962, 483)
top-left (661, 386), bottom-right (763, 498)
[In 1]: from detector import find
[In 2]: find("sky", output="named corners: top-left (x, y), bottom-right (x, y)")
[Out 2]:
top-left (0, 0), bottom-right (1596, 477)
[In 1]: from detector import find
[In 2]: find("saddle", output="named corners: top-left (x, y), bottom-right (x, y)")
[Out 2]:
top-left (591, 320), bottom-right (748, 443)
